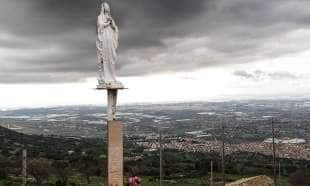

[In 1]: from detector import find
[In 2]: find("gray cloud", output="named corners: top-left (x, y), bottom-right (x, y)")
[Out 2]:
top-left (234, 70), bottom-right (299, 81)
top-left (234, 70), bottom-right (255, 79)
top-left (268, 71), bottom-right (298, 80)
top-left (0, 0), bottom-right (310, 83)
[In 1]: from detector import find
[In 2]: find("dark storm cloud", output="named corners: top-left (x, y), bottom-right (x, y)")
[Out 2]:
top-left (1, 0), bottom-right (208, 46)
top-left (0, 0), bottom-right (310, 83)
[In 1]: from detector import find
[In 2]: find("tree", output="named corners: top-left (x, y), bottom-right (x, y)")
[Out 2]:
top-left (0, 156), bottom-right (8, 180)
top-left (0, 167), bottom-right (7, 180)
top-left (52, 160), bottom-right (71, 186)
top-left (288, 169), bottom-right (310, 186)
top-left (29, 158), bottom-right (50, 185)
top-left (77, 155), bottom-right (103, 184)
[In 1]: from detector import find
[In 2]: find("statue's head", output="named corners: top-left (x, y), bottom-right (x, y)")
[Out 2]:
top-left (101, 2), bottom-right (111, 15)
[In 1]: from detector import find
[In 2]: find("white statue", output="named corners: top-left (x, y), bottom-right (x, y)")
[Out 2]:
top-left (96, 2), bottom-right (123, 88)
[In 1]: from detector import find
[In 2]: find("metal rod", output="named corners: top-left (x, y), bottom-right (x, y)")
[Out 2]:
top-left (278, 129), bottom-right (281, 186)
top-left (221, 125), bottom-right (225, 186)
top-left (159, 125), bottom-right (163, 186)
top-left (22, 149), bottom-right (27, 186)
top-left (272, 118), bottom-right (277, 186)
top-left (210, 160), bottom-right (213, 186)
top-left (278, 160), bottom-right (281, 186)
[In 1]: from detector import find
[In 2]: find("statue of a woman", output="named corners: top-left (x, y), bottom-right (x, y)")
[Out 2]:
top-left (96, 2), bottom-right (123, 88)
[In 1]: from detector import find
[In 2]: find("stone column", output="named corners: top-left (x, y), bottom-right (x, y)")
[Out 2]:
top-left (107, 120), bottom-right (123, 186)
top-left (107, 89), bottom-right (117, 121)
top-left (99, 88), bottom-right (124, 186)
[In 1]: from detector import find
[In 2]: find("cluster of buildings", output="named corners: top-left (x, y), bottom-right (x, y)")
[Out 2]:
top-left (137, 135), bottom-right (310, 160)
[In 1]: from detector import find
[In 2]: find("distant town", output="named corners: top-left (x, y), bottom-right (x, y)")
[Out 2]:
top-left (1, 99), bottom-right (310, 160)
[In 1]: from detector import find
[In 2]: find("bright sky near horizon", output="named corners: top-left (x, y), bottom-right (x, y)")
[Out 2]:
top-left (1, 49), bottom-right (310, 109)
top-left (1, 0), bottom-right (310, 109)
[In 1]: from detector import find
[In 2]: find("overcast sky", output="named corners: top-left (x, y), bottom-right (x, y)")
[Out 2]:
top-left (1, 0), bottom-right (310, 108)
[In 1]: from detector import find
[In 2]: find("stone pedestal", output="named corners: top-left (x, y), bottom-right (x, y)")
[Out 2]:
top-left (107, 120), bottom-right (123, 186)
top-left (97, 83), bottom-right (125, 186)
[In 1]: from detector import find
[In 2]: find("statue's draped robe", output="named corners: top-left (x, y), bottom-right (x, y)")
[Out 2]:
top-left (96, 15), bottom-right (119, 83)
